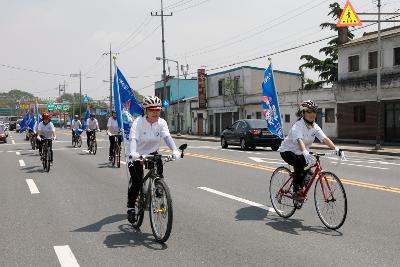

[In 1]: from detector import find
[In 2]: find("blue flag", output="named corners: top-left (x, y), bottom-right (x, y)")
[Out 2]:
top-left (19, 112), bottom-right (30, 132)
top-left (27, 112), bottom-right (35, 130)
top-left (113, 67), bottom-right (144, 140)
top-left (261, 64), bottom-right (284, 139)
top-left (82, 108), bottom-right (90, 130)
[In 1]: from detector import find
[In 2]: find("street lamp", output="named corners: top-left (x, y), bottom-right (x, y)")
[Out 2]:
top-left (156, 57), bottom-right (180, 134)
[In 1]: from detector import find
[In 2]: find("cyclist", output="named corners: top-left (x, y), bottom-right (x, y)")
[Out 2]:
top-left (278, 100), bottom-right (345, 201)
top-left (126, 96), bottom-right (180, 223)
top-left (36, 112), bottom-right (56, 162)
top-left (71, 115), bottom-right (82, 140)
top-left (86, 113), bottom-right (99, 149)
top-left (107, 110), bottom-right (122, 162)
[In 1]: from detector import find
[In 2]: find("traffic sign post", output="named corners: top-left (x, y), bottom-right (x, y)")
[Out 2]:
top-left (337, 0), bottom-right (362, 27)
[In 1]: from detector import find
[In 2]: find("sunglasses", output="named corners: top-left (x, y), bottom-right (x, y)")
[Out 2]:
top-left (305, 109), bottom-right (317, 114)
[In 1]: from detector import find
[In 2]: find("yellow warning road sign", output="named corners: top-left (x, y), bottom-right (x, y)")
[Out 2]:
top-left (337, 0), bottom-right (362, 27)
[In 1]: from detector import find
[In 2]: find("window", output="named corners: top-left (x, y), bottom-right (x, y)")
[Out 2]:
top-left (234, 76), bottom-right (240, 93)
top-left (247, 115), bottom-right (252, 119)
top-left (368, 51), bottom-right (377, 69)
top-left (394, 47), bottom-right (400, 66)
top-left (325, 108), bottom-right (335, 123)
top-left (218, 80), bottom-right (224, 95)
top-left (348, 55), bottom-right (359, 72)
top-left (285, 114), bottom-right (290, 123)
top-left (256, 112), bottom-right (262, 119)
top-left (354, 106), bottom-right (366, 123)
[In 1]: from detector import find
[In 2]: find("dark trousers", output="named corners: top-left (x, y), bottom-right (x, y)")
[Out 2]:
top-left (280, 151), bottom-right (307, 192)
top-left (38, 138), bottom-right (53, 161)
top-left (109, 135), bottom-right (122, 157)
top-left (127, 161), bottom-right (144, 208)
top-left (86, 131), bottom-right (95, 147)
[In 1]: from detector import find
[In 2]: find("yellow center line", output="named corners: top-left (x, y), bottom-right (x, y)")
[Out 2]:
top-left (165, 149), bottom-right (400, 194)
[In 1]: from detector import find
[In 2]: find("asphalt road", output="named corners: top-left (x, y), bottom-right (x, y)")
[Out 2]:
top-left (0, 129), bottom-right (399, 266)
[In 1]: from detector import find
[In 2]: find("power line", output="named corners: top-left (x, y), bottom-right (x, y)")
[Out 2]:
top-left (0, 63), bottom-right (69, 77)
top-left (119, 23), bottom-right (162, 53)
top-left (173, 0), bottom-right (211, 13)
top-left (115, 17), bottom-right (154, 52)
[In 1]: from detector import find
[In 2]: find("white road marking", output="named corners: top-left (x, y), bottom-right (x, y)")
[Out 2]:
top-left (248, 157), bottom-right (285, 164)
top-left (330, 162), bottom-right (388, 170)
top-left (26, 179), bottom-right (40, 194)
top-left (19, 159), bottom-right (26, 167)
top-left (121, 161), bottom-right (127, 165)
top-left (16, 151), bottom-right (20, 156)
top-left (11, 140), bottom-right (15, 144)
top-left (248, 157), bottom-right (265, 163)
top-left (198, 187), bottom-right (275, 213)
top-left (54, 245), bottom-right (80, 267)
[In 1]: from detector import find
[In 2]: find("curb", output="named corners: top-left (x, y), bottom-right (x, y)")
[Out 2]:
top-left (172, 135), bottom-right (400, 157)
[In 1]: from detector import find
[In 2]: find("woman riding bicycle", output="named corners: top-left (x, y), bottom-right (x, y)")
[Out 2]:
top-left (127, 96), bottom-right (180, 223)
top-left (107, 110), bottom-right (122, 162)
top-left (71, 114), bottom-right (82, 139)
top-left (278, 100), bottom-right (345, 201)
top-left (85, 113), bottom-right (99, 149)
top-left (37, 112), bottom-right (56, 161)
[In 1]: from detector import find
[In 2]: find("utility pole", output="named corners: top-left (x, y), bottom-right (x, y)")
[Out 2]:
top-left (151, 0), bottom-right (173, 120)
top-left (181, 64), bottom-right (189, 79)
top-left (103, 44), bottom-right (119, 113)
top-left (58, 83), bottom-right (61, 98)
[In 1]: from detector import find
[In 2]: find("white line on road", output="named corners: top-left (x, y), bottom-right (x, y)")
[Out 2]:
top-left (26, 179), bottom-right (40, 194)
top-left (330, 162), bottom-right (388, 170)
top-left (16, 151), bottom-right (20, 156)
top-left (19, 159), bottom-right (25, 167)
top-left (198, 187), bottom-right (275, 213)
top-left (11, 139), bottom-right (15, 144)
top-left (121, 161), bottom-right (127, 165)
top-left (54, 245), bottom-right (80, 267)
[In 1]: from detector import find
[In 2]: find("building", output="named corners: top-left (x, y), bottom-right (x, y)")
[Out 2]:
top-left (336, 26), bottom-right (400, 143)
top-left (154, 78), bottom-right (198, 133)
top-left (206, 66), bottom-right (302, 136)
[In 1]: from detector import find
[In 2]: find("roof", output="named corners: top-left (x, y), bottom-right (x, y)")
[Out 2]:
top-left (341, 25), bottom-right (400, 48)
top-left (208, 65), bottom-right (301, 77)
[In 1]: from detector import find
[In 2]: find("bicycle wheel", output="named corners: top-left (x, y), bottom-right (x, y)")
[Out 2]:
top-left (92, 140), bottom-right (97, 155)
top-left (77, 137), bottom-right (82, 148)
top-left (269, 166), bottom-right (296, 218)
top-left (45, 147), bottom-right (51, 172)
top-left (149, 179), bottom-right (173, 243)
top-left (314, 172), bottom-right (347, 230)
top-left (131, 189), bottom-right (145, 229)
top-left (31, 137), bottom-right (36, 150)
top-left (72, 137), bottom-right (75, 147)
top-left (116, 145), bottom-right (121, 168)
top-left (42, 149), bottom-right (47, 170)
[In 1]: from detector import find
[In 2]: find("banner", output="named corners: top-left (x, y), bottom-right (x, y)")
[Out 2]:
top-left (113, 66), bottom-right (144, 140)
top-left (197, 69), bottom-right (206, 109)
top-left (81, 108), bottom-right (90, 130)
top-left (261, 64), bottom-right (284, 139)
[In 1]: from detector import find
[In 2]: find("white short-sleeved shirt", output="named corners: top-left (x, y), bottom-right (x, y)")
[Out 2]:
top-left (72, 120), bottom-right (82, 130)
top-left (107, 117), bottom-right (120, 135)
top-left (278, 118), bottom-right (327, 155)
top-left (129, 116), bottom-right (171, 156)
top-left (38, 122), bottom-right (55, 139)
top-left (86, 118), bottom-right (99, 131)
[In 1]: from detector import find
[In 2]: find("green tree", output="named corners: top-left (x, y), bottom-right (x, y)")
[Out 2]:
top-left (0, 89), bottom-right (35, 101)
top-left (299, 2), bottom-right (354, 90)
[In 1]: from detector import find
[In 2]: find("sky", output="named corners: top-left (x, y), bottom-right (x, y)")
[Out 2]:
top-left (1, 0), bottom-right (399, 101)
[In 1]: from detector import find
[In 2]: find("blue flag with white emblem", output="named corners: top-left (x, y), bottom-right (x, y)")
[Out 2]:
top-left (19, 112), bottom-right (30, 132)
top-left (113, 66), bottom-right (144, 140)
top-left (82, 108), bottom-right (90, 130)
top-left (261, 64), bottom-right (284, 139)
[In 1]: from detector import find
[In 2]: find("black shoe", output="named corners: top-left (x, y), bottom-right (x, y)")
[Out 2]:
top-left (109, 156), bottom-right (112, 162)
top-left (127, 208), bottom-right (136, 224)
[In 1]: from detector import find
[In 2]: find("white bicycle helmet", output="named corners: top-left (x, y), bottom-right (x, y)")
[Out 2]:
top-left (300, 100), bottom-right (318, 112)
top-left (142, 96), bottom-right (162, 109)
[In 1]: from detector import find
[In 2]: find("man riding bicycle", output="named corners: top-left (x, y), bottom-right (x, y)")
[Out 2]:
top-left (86, 113), bottom-right (99, 149)
top-left (37, 112), bottom-right (56, 162)
top-left (127, 96), bottom-right (180, 223)
top-left (71, 115), bottom-right (82, 139)
top-left (278, 100), bottom-right (345, 201)
top-left (107, 110), bottom-right (122, 162)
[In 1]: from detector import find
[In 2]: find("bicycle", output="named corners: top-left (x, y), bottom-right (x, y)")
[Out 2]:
top-left (72, 129), bottom-right (83, 148)
top-left (109, 134), bottom-right (121, 168)
top-left (129, 143), bottom-right (188, 243)
top-left (41, 138), bottom-right (53, 172)
top-left (87, 130), bottom-right (98, 155)
top-left (269, 152), bottom-right (347, 230)
top-left (30, 132), bottom-right (37, 150)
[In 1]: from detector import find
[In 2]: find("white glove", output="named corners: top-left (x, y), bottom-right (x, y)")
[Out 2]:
top-left (171, 150), bottom-right (181, 160)
top-left (302, 150), bottom-right (313, 165)
top-left (37, 136), bottom-right (41, 141)
top-left (335, 147), bottom-right (346, 160)
top-left (129, 152), bottom-right (140, 162)
top-left (53, 136), bottom-right (57, 141)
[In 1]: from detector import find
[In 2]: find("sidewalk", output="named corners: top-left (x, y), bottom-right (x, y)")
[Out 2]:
top-left (172, 134), bottom-right (400, 157)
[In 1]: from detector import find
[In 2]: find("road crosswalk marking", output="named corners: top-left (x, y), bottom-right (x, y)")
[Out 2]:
top-left (54, 245), bottom-right (80, 267)
top-left (19, 159), bottom-right (25, 167)
top-left (26, 179), bottom-right (40, 194)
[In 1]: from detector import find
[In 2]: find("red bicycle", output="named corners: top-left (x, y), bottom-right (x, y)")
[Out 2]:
top-left (269, 152), bottom-right (347, 230)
